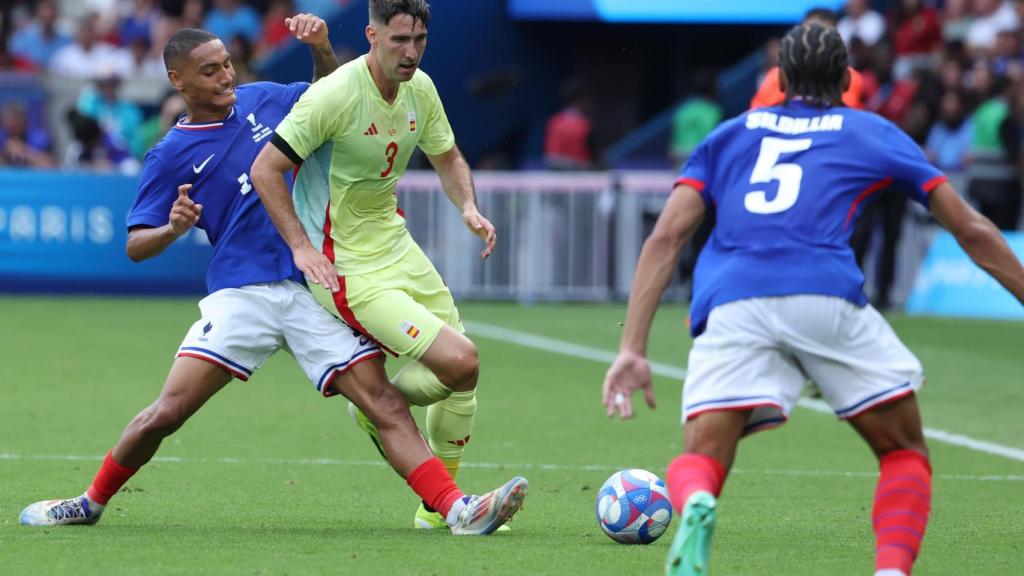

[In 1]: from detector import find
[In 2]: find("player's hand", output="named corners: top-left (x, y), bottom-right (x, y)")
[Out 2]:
top-left (294, 244), bottom-right (339, 292)
top-left (463, 208), bottom-right (497, 260)
top-left (286, 13), bottom-right (328, 46)
top-left (602, 350), bottom-right (656, 420)
top-left (169, 184), bottom-right (202, 236)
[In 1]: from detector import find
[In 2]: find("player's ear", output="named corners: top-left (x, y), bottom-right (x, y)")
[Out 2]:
top-left (841, 68), bottom-right (851, 93)
top-left (777, 68), bottom-right (787, 94)
top-left (167, 69), bottom-right (183, 92)
top-left (365, 24), bottom-right (376, 47)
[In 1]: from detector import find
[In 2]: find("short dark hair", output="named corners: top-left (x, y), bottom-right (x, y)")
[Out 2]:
top-left (802, 7), bottom-right (838, 27)
top-left (779, 23), bottom-right (849, 107)
top-left (369, 0), bottom-right (431, 28)
top-left (163, 28), bottom-right (219, 71)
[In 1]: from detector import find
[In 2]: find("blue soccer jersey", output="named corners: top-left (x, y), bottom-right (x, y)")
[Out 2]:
top-left (678, 101), bottom-right (947, 336)
top-left (127, 81), bottom-right (309, 293)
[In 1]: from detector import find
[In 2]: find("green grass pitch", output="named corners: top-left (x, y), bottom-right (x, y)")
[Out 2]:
top-left (1, 297), bottom-right (1022, 575)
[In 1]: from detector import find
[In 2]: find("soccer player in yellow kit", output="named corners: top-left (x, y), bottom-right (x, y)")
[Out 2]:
top-left (252, 0), bottom-right (498, 530)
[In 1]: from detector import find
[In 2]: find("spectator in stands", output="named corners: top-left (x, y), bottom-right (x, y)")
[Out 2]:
top-left (967, 0), bottom-right (1020, 57)
top-left (49, 13), bottom-right (119, 79)
top-left (865, 43), bottom-right (919, 124)
top-left (669, 70), bottom-right (721, 168)
top-left (890, 0), bottom-right (943, 80)
top-left (544, 79), bottom-right (594, 170)
top-left (926, 90), bottom-right (974, 173)
top-left (992, 28), bottom-right (1024, 78)
top-left (122, 36), bottom-right (166, 79)
top-left (996, 82), bottom-right (1024, 229)
top-left (76, 64), bottom-right (145, 158)
top-left (943, 0), bottom-right (975, 43)
top-left (227, 34), bottom-right (260, 84)
top-left (137, 91), bottom-right (185, 151)
top-left (64, 108), bottom-right (138, 174)
top-left (838, 0), bottom-right (886, 48)
top-left (119, 0), bottom-right (161, 47)
top-left (203, 0), bottom-right (262, 45)
top-left (260, 0), bottom-right (295, 56)
top-left (968, 75), bottom-right (1020, 229)
top-left (9, 0), bottom-right (71, 70)
top-left (0, 101), bottom-right (55, 169)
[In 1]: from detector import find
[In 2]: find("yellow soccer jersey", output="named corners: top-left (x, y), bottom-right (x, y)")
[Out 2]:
top-left (275, 55), bottom-right (456, 276)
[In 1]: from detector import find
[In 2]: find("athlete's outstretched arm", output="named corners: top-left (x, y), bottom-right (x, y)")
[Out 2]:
top-left (251, 142), bottom-right (340, 292)
top-left (126, 184), bottom-right (202, 262)
top-left (602, 184), bottom-right (706, 420)
top-left (426, 145), bottom-right (496, 259)
top-left (929, 182), bottom-right (1024, 304)
top-left (285, 13), bottom-right (339, 81)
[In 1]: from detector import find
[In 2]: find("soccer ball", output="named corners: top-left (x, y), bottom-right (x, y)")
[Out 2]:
top-left (595, 468), bottom-right (672, 544)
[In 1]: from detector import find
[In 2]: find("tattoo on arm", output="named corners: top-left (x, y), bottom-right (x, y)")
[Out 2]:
top-left (311, 42), bottom-right (339, 82)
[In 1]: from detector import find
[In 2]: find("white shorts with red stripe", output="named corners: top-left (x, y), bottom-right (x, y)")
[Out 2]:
top-left (177, 280), bottom-right (382, 396)
top-left (682, 295), bottom-right (924, 434)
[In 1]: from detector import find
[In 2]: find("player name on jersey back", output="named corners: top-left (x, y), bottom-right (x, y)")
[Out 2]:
top-left (745, 111), bottom-right (844, 135)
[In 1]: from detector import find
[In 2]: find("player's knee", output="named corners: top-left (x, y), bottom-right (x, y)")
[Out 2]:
top-left (135, 402), bottom-right (189, 438)
top-left (447, 344), bottom-right (479, 391)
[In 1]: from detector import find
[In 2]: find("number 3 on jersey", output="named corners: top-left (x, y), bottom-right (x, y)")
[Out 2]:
top-left (381, 141), bottom-right (399, 178)
top-left (745, 136), bottom-right (812, 214)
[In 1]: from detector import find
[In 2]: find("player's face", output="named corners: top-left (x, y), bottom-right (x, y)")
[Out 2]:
top-left (170, 40), bottom-right (237, 112)
top-left (369, 14), bottom-right (428, 83)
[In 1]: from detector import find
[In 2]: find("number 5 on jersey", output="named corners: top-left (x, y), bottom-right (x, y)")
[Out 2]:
top-left (746, 136), bottom-right (812, 214)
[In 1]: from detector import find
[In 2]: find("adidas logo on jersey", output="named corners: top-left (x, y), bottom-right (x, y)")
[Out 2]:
top-left (363, 123), bottom-right (379, 136)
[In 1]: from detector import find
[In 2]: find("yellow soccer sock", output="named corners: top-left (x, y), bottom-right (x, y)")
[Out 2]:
top-left (392, 361), bottom-right (453, 407)
top-left (426, 389), bottom-right (477, 468)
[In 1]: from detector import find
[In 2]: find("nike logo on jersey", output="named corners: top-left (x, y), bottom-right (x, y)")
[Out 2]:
top-left (193, 154), bottom-right (215, 173)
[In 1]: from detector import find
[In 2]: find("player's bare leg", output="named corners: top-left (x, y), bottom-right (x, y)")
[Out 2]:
top-left (330, 357), bottom-right (526, 534)
top-left (665, 409), bottom-right (748, 576)
top-left (848, 394), bottom-right (931, 576)
top-left (20, 357), bottom-right (232, 525)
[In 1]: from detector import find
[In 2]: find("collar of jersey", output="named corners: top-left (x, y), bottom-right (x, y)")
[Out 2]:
top-left (175, 108), bottom-right (236, 131)
top-left (360, 55), bottom-right (406, 109)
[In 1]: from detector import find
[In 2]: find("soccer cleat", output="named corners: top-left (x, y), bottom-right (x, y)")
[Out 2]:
top-left (414, 502), bottom-right (449, 530)
top-left (348, 401), bottom-right (387, 459)
top-left (20, 496), bottom-right (103, 526)
top-left (450, 476), bottom-right (528, 536)
top-left (665, 491), bottom-right (717, 576)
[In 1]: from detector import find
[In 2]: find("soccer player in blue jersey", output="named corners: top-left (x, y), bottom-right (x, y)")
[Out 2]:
top-left (19, 16), bottom-right (525, 536)
top-left (603, 23), bottom-right (1024, 576)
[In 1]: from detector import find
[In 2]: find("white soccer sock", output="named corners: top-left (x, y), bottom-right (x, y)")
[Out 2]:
top-left (875, 570), bottom-right (907, 576)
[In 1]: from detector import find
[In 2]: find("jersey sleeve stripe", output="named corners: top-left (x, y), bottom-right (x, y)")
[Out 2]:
top-left (674, 177), bottom-right (706, 191)
top-left (271, 132), bottom-right (304, 165)
top-left (844, 176), bottom-right (894, 228)
top-left (922, 175), bottom-right (948, 193)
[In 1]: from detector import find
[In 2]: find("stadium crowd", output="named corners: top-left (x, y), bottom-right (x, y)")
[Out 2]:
top-left (0, 0), bottom-right (352, 172)
top-left (2, 1), bottom-right (1023, 236)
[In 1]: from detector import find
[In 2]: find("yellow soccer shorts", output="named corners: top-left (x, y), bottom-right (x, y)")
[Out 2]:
top-left (309, 243), bottom-right (463, 359)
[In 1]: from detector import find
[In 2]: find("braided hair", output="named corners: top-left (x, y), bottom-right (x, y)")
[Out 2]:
top-left (779, 22), bottom-right (848, 107)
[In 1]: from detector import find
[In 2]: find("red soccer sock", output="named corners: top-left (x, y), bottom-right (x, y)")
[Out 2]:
top-left (406, 457), bottom-right (465, 518)
top-left (873, 450), bottom-right (932, 576)
top-left (666, 453), bottom-right (726, 513)
top-left (86, 450), bottom-right (139, 505)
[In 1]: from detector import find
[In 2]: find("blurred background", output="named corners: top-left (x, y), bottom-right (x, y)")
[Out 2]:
top-left (1, 0), bottom-right (1022, 319)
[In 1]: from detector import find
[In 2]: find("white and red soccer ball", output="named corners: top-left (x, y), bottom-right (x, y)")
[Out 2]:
top-left (595, 468), bottom-right (673, 544)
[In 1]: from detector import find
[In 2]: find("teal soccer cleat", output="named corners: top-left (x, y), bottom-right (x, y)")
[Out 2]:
top-left (665, 491), bottom-right (717, 575)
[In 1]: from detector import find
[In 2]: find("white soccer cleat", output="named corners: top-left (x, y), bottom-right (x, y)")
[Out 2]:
top-left (450, 476), bottom-right (528, 536)
top-left (20, 496), bottom-right (103, 526)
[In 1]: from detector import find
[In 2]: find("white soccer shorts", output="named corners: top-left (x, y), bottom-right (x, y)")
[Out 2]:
top-left (682, 295), bottom-right (925, 434)
top-left (176, 280), bottom-right (382, 396)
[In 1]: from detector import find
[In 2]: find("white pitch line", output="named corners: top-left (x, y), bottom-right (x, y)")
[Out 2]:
top-left (2, 453), bottom-right (1022, 482)
top-left (463, 320), bottom-right (1024, 463)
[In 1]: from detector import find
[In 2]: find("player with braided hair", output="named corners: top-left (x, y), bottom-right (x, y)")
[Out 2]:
top-left (750, 8), bottom-right (864, 109)
top-left (604, 22), bottom-right (1024, 576)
